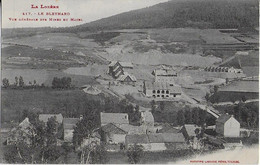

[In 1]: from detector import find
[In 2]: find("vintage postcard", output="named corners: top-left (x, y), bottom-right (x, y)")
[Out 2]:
top-left (1, 0), bottom-right (259, 164)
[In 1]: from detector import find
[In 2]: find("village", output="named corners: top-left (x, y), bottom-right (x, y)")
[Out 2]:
top-left (2, 55), bottom-right (258, 163)
top-left (1, 0), bottom-right (259, 163)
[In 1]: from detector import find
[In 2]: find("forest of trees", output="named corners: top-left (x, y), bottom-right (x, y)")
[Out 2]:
top-left (66, 0), bottom-right (258, 32)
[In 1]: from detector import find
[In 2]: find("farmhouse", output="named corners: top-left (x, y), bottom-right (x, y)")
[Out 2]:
top-left (100, 112), bottom-right (129, 126)
top-left (216, 114), bottom-right (240, 137)
top-left (204, 66), bottom-right (243, 74)
top-left (108, 61), bottom-right (133, 78)
top-left (143, 81), bottom-right (182, 98)
top-left (117, 72), bottom-right (137, 85)
top-left (6, 118), bottom-right (33, 145)
top-left (63, 117), bottom-right (80, 143)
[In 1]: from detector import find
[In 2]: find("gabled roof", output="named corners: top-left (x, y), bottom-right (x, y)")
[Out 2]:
top-left (63, 118), bottom-right (80, 130)
top-left (117, 72), bottom-right (137, 82)
top-left (101, 123), bottom-right (127, 134)
top-left (82, 85), bottom-right (101, 95)
top-left (101, 112), bottom-right (129, 125)
top-left (216, 114), bottom-right (233, 124)
top-left (126, 134), bottom-right (149, 144)
top-left (39, 113), bottom-right (63, 124)
top-left (117, 124), bottom-right (145, 134)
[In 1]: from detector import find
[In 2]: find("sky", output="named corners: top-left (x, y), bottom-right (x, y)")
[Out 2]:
top-left (2, 0), bottom-right (168, 28)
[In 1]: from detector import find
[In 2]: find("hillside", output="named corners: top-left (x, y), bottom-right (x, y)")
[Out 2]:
top-left (69, 0), bottom-right (259, 32)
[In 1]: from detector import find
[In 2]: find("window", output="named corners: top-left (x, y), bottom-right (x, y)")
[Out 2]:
top-left (157, 90), bottom-right (160, 94)
top-left (153, 90), bottom-right (156, 93)
top-left (162, 90), bottom-right (165, 94)
top-left (162, 95), bottom-right (164, 98)
top-left (157, 95), bottom-right (160, 97)
top-left (166, 95), bottom-right (169, 97)
top-left (174, 94), bottom-right (176, 97)
top-left (153, 95), bottom-right (156, 97)
top-left (166, 90), bottom-right (169, 94)
top-left (170, 84), bottom-right (173, 86)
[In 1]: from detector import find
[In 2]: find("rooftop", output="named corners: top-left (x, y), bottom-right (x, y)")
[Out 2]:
top-left (219, 80), bottom-right (258, 93)
top-left (126, 134), bottom-right (149, 144)
top-left (100, 112), bottom-right (129, 125)
top-left (101, 123), bottom-right (127, 134)
top-left (117, 72), bottom-right (137, 82)
top-left (216, 114), bottom-right (233, 124)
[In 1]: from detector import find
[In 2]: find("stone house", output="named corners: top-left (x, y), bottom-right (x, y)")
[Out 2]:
top-left (216, 114), bottom-right (240, 137)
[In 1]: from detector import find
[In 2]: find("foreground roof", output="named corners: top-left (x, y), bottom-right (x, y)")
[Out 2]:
top-left (100, 112), bottom-right (129, 125)
top-left (216, 114), bottom-right (233, 124)
top-left (101, 123), bottom-right (127, 134)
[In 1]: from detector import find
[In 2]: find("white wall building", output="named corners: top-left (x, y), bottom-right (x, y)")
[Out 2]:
top-left (216, 114), bottom-right (240, 137)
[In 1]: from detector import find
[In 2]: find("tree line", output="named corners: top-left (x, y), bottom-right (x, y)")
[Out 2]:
top-left (2, 76), bottom-right (73, 89)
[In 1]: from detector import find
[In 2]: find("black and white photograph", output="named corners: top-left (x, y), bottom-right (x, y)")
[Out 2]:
top-left (1, 0), bottom-right (259, 164)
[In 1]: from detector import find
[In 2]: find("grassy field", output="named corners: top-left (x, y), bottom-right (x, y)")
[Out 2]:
top-left (1, 89), bottom-right (109, 124)
top-left (2, 68), bottom-right (97, 87)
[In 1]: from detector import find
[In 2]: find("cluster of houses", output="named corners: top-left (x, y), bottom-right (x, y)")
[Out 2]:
top-left (6, 109), bottom-right (244, 152)
top-left (108, 61), bottom-right (137, 85)
top-left (6, 114), bottom-right (82, 145)
top-left (204, 66), bottom-right (243, 73)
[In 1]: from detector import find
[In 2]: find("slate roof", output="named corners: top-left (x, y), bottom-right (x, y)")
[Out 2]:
top-left (158, 124), bottom-right (180, 133)
top-left (39, 113), bottom-right (63, 124)
top-left (117, 72), bottom-right (137, 82)
top-left (216, 114), bottom-right (232, 124)
top-left (117, 124), bottom-right (145, 134)
top-left (125, 134), bottom-right (149, 144)
top-left (101, 123), bottom-right (127, 134)
top-left (63, 118), bottom-right (80, 130)
top-left (147, 134), bottom-right (164, 143)
top-left (100, 112), bottom-right (129, 125)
